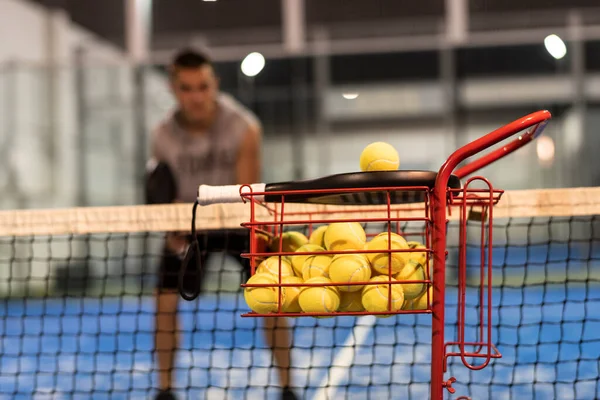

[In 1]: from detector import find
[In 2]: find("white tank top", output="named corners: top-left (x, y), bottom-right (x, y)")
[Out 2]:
top-left (151, 93), bottom-right (260, 203)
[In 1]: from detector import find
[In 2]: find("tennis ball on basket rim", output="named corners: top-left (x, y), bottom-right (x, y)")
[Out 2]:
top-left (362, 275), bottom-right (404, 316)
top-left (244, 273), bottom-right (285, 314)
top-left (256, 256), bottom-right (296, 278)
top-left (324, 222), bottom-right (367, 252)
top-left (298, 276), bottom-right (340, 316)
top-left (290, 244), bottom-right (325, 276)
top-left (269, 231), bottom-right (309, 254)
top-left (302, 254), bottom-right (333, 280)
top-left (308, 225), bottom-right (328, 247)
top-left (360, 142), bottom-right (400, 172)
top-left (281, 275), bottom-right (304, 313)
top-left (366, 232), bottom-right (410, 275)
top-left (329, 253), bottom-right (372, 292)
top-left (394, 259), bottom-right (427, 300)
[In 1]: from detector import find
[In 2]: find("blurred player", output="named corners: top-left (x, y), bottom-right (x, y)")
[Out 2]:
top-left (147, 49), bottom-right (296, 400)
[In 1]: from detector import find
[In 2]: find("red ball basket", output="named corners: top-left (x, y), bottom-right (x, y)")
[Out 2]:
top-left (193, 110), bottom-right (552, 399)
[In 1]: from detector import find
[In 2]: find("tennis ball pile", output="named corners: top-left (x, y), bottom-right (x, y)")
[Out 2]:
top-left (243, 140), bottom-right (434, 316)
top-left (243, 225), bottom-right (433, 317)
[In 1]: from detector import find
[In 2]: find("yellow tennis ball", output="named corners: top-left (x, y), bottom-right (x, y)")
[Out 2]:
top-left (338, 290), bottom-right (365, 312)
top-left (372, 232), bottom-right (410, 261)
top-left (308, 225), bottom-right (328, 247)
top-left (404, 285), bottom-right (432, 311)
top-left (269, 231), bottom-right (309, 253)
top-left (289, 244), bottom-right (325, 276)
top-left (366, 233), bottom-right (409, 275)
top-left (394, 259), bottom-right (426, 300)
top-left (298, 277), bottom-right (340, 315)
top-left (407, 241), bottom-right (428, 265)
top-left (329, 253), bottom-right (372, 292)
top-left (281, 276), bottom-right (304, 313)
top-left (256, 256), bottom-right (296, 278)
top-left (323, 222), bottom-right (366, 252)
top-left (244, 273), bottom-right (285, 314)
top-left (359, 142), bottom-right (400, 172)
top-left (374, 232), bottom-right (409, 247)
top-left (362, 276), bottom-right (404, 315)
top-left (302, 254), bottom-right (333, 280)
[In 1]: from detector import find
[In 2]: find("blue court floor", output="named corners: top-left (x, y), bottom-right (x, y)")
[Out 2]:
top-left (1, 282), bottom-right (600, 400)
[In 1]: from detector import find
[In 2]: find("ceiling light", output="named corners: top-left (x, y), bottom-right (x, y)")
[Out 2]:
top-left (544, 34), bottom-right (567, 60)
top-left (241, 52), bottom-right (265, 77)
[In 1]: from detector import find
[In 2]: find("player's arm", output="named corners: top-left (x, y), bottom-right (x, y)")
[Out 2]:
top-left (236, 122), bottom-right (262, 184)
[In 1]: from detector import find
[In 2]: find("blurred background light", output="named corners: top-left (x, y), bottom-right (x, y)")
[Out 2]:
top-left (241, 52), bottom-right (265, 77)
top-left (544, 34), bottom-right (567, 60)
top-left (536, 135), bottom-right (555, 162)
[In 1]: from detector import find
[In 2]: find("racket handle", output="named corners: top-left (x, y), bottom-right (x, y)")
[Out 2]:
top-left (197, 183), bottom-right (266, 206)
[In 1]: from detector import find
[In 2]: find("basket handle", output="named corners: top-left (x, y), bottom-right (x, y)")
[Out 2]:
top-left (428, 111), bottom-right (551, 398)
top-left (451, 110), bottom-right (552, 180)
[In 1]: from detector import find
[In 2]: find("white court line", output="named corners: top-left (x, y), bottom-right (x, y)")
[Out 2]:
top-left (313, 315), bottom-right (377, 400)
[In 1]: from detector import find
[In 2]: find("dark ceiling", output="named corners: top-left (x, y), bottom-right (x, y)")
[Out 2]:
top-left (20, 0), bottom-right (600, 132)
top-left (22, 0), bottom-right (600, 104)
top-left (469, 0), bottom-right (600, 12)
top-left (27, 0), bottom-right (600, 49)
top-left (152, 0), bottom-right (281, 33)
top-left (24, 0), bottom-right (600, 88)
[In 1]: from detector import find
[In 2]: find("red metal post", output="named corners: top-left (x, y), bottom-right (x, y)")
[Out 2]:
top-left (431, 171), bottom-right (450, 400)
top-left (431, 110), bottom-right (551, 398)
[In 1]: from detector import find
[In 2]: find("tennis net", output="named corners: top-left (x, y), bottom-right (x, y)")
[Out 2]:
top-left (1, 187), bottom-right (599, 399)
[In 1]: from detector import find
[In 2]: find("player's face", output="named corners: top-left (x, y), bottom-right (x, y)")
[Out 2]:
top-left (171, 65), bottom-right (219, 124)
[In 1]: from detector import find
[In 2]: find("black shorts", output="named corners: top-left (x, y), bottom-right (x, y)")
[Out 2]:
top-left (157, 229), bottom-right (251, 294)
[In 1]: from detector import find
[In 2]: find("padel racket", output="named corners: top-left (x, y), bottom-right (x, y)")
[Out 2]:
top-left (145, 159), bottom-right (178, 205)
top-left (197, 170), bottom-right (462, 206)
top-left (179, 170), bottom-right (460, 300)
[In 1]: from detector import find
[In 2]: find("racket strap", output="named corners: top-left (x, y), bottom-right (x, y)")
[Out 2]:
top-left (179, 201), bottom-right (202, 301)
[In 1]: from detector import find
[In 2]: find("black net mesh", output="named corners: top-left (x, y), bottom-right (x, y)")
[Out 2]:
top-left (1, 205), bottom-right (599, 399)
top-left (445, 215), bottom-right (600, 400)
